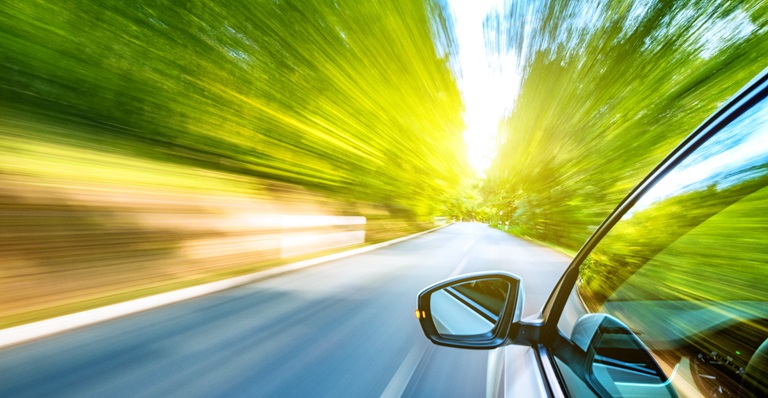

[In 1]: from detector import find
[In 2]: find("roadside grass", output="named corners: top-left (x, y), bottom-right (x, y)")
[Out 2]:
top-left (1, 242), bottom-right (373, 329)
top-left (0, 125), bottom-right (438, 329)
top-left (491, 223), bottom-right (578, 259)
top-left (2, 221), bottom-right (445, 330)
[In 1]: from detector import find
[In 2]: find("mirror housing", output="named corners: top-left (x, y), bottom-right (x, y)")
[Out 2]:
top-left (416, 271), bottom-right (524, 349)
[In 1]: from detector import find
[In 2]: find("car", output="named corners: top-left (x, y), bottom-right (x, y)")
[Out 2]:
top-left (415, 67), bottom-right (768, 398)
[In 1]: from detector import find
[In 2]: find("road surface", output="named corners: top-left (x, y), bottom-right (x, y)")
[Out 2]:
top-left (0, 223), bottom-right (571, 397)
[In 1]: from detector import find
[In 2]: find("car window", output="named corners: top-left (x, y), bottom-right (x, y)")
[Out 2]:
top-left (553, 92), bottom-right (768, 397)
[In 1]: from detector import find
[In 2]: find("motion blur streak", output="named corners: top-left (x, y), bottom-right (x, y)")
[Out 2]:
top-left (0, 0), bottom-right (467, 328)
top-left (0, 150), bottom-right (369, 329)
top-left (459, 0), bottom-right (768, 251)
top-left (0, 224), bottom-right (570, 397)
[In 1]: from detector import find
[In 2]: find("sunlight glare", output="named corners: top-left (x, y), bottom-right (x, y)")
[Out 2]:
top-left (448, 0), bottom-right (519, 175)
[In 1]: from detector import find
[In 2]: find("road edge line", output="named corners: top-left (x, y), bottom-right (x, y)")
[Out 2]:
top-left (0, 223), bottom-right (454, 349)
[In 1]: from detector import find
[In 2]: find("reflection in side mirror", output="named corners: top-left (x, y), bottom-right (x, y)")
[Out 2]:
top-left (416, 271), bottom-right (524, 349)
top-left (572, 314), bottom-right (676, 398)
top-left (431, 278), bottom-right (509, 337)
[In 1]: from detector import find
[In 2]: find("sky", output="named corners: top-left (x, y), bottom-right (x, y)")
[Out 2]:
top-left (629, 99), bottom-right (768, 216)
top-left (446, 0), bottom-right (519, 175)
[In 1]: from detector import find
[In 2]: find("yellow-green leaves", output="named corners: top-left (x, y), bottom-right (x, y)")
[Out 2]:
top-left (481, 0), bottom-right (768, 249)
top-left (0, 0), bottom-right (467, 216)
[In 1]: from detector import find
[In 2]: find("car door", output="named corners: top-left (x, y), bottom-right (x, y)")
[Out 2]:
top-left (543, 68), bottom-right (768, 397)
top-left (415, 68), bottom-right (768, 398)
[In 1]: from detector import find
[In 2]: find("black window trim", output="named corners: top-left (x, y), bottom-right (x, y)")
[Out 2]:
top-left (530, 67), bottom-right (768, 397)
top-left (537, 343), bottom-right (568, 398)
top-left (538, 66), bottom-right (768, 344)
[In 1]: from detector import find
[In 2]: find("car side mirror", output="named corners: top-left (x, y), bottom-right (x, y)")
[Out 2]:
top-left (415, 271), bottom-right (524, 349)
top-left (572, 314), bottom-right (676, 398)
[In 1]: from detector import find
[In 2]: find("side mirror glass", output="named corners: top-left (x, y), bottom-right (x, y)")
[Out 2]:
top-left (416, 271), bottom-right (524, 349)
top-left (572, 314), bottom-right (676, 398)
top-left (431, 278), bottom-right (508, 336)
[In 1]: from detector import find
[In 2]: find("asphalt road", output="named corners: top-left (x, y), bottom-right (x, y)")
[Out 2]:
top-left (0, 223), bottom-right (571, 397)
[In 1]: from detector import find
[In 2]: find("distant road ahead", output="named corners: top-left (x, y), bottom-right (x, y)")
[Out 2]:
top-left (0, 223), bottom-right (570, 397)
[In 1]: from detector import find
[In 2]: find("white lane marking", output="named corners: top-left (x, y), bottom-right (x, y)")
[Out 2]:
top-left (0, 224), bottom-right (456, 349)
top-left (449, 256), bottom-right (469, 277)
top-left (464, 240), bottom-right (474, 251)
top-left (380, 342), bottom-right (428, 398)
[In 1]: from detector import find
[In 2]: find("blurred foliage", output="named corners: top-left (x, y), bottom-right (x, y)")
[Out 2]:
top-left (478, 0), bottom-right (768, 250)
top-left (444, 180), bottom-right (487, 221)
top-left (0, 0), bottom-right (468, 217)
top-left (570, 100), bottom-right (768, 387)
top-left (580, 171), bottom-right (768, 306)
top-left (0, 0), bottom-right (469, 327)
top-left (577, 97), bottom-right (768, 305)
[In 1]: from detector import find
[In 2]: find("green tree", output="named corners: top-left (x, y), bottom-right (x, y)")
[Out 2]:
top-left (0, 0), bottom-right (469, 217)
top-left (484, 0), bottom-right (768, 249)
